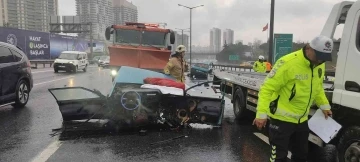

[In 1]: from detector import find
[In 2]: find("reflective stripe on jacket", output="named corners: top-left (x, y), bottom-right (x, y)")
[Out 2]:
top-left (164, 57), bottom-right (185, 83)
top-left (256, 47), bottom-right (330, 124)
top-left (253, 61), bottom-right (267, 73)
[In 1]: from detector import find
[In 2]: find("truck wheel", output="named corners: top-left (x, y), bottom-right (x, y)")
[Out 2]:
top-left (73, 66), bottom-right (77, 73)
top-left (233, 88), bottom-right (250, 120)
top-left (308, 143), bottom-right (338, 162)
top-left (338, 126), bottom-right (360, 162)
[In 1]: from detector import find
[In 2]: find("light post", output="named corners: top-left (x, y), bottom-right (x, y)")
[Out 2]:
top-left (178, 4), bottom-right (204, 77)
top-left (175, 28), bottom-right (190, 45)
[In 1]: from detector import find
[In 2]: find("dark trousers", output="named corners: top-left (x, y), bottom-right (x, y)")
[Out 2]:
top-left (268, 118), bottom-right (309, 162)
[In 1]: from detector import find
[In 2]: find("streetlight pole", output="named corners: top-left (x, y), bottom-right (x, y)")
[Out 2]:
top-left (269, 0), bottom-right (275, 64)
top-left (175, 28), bottom-right (190, 45)
top-left (178, 4), bottom-right (204, 77)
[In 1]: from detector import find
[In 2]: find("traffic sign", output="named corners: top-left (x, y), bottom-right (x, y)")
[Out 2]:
top-left (229, 55), bottom-right (239, 61)
top-left (273, 34), bottom-right (293, 63)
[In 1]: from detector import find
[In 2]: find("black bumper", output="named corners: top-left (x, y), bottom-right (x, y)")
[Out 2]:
top-left (54, 63), bottom-right (76, 71)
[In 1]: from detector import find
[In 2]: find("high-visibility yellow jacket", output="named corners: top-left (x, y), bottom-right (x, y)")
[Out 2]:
top-left (256, 48), bottom-right (331, 124)
top-left (253, 61), bottom-right (267, 73)
top-left (164, 57), bottom-right (186, 83)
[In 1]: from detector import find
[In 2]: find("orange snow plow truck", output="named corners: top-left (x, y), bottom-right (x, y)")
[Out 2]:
top-left (105, 22), bottom-right (175, 81)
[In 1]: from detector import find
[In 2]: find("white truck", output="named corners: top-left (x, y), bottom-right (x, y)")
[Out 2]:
top-left (212, 1), bottom-right (360, 162)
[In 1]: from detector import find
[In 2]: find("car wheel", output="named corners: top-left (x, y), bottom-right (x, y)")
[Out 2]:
top-left (13, 80), bottom-right (30, 108)
top-left (54, 68), bottom-right (58, 73)
top-left (73, 66), bottom-right (77, 73)
top-left (83, 65), bottom-right (87, 72)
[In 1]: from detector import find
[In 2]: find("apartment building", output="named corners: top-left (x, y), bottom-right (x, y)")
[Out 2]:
top-left (210, 28), bottom-right (221, 53)
top-left (1, 0), bottom-right (58, 32)
top-left (113, 0), bottom-right (138, 25)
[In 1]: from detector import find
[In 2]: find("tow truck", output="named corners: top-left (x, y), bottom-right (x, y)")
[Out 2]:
top-left (212, 1), bottom-right (360, 161)
top-left (104, 22), bottom-right (175, 81)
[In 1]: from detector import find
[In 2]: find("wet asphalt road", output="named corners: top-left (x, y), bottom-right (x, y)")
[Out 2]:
top-left (0, 66), bottom-right (271, 162)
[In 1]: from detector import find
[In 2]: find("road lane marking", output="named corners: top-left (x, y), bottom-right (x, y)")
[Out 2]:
top-left (32, 70), bottom-right (53, 74)
top-left (253, 132), bottom-right (292, 159)
top-left (34, 76), bottom-right (74, 86)
top-left (31, 140), bottom-right (62, 162)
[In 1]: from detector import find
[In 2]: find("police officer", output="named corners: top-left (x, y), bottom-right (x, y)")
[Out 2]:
top-left (253, 35), bottom-right (333, 162)
top-left (164, 45), bottom-right (187, 83)
top-left (253, 55), bottom-right (267, 73)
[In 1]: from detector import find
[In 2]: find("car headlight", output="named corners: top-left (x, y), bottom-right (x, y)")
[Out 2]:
top-left (111, 70), bottom-right (117, 76)
top-left (54, 60), bottom-right (58, 63)
top-left (69, 61), bottom-right (73, 64)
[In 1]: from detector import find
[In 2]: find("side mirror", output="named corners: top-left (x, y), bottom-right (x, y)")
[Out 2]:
top-left (105, 26), bottom-right (113, 40)
top-left (167, 46), bottom-right (172, 50)
top-left (170, 30), bottom-right (175, 44)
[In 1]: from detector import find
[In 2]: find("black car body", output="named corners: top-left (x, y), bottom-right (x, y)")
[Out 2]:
top-left (0, 42), bottom-right (33, 108)
top-left (49, 66), bottom-right (224, 128)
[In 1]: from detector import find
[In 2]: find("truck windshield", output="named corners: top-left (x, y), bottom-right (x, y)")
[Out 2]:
top-left (115, 29), bottom-right (141, 45)
top-left (142, 31), bottom-right (166, 47)
top-left (58, 53), bottom-right (79, 60)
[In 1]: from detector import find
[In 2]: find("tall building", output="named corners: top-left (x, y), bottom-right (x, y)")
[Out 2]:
top-left (210, 28), bottom-right (221, 53)
top-left (175, 32), bottom-right (189, 51)
top-left (113, 0), bottom-right (138, 25)
top-left (76, 0), bottom-right (138, 40)
top-left (223, 29), bottom-right (234, 45)
top-left (1, 0), bottom-right (58, 32)
top-left (76, 0), bottom-right (114, 40)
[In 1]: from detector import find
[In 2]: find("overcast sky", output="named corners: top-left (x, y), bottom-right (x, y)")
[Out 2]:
top-left (59, 0), bottom-right (344, 46)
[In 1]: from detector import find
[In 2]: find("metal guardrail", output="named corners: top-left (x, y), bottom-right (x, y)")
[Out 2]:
top-left (30, 60), bottom-right (54, 69)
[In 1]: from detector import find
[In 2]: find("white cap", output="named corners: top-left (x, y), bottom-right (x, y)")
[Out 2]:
top-left (258, 55), bottom-right (265, 60)
top-left (309, 35), bottom-right (333, 61)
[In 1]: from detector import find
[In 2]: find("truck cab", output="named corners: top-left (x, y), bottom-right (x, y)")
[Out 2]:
top-left (322, 1), bottom-right (360, 161)
top-left (105, 22), bottom-right (176, 81)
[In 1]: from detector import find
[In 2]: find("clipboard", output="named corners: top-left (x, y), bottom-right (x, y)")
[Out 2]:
top-left (308, 109), bottom-right (342, 143)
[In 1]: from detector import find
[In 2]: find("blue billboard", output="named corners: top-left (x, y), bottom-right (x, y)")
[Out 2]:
top-left (0, 27), bottom-right (50, 59)
top-left (0, 27), bottom-right (105, 59)
top-left (50, 34), bottom-right (105, 58)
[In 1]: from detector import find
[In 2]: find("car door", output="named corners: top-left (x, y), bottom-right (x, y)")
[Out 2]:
top-left (0, 45), bottom-right (20, 104)
top-left (48, 87), bottom-right (107, 121)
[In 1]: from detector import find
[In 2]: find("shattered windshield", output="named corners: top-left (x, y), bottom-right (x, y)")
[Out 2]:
top-left (58, 53), bottom-right (79, 60)
top-left (142, 31), bottom-right (166, 47)
top-left (115, 29), bottom-right (141, 45)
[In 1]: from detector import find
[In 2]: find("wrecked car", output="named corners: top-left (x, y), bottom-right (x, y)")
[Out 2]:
top-left (48, 66), bottom-right (225, 130)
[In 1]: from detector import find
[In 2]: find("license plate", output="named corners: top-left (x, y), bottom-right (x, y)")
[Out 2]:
top-left (59, 66), bottom-right (65, 68)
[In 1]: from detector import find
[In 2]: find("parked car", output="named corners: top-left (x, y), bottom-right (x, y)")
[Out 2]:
top-left (90, 56), bottom-right (101, 64)
top-left (0, 42), bottom-right (33, 108)
top-left (53, 51), bottom-right (88, 73)
top-left (98, 56), bottom-right (110, 68)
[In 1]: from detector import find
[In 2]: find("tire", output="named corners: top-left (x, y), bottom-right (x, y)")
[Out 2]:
top-left (54, 68), bottom-right (58, 73)
top-left (13, 80), bottom-right (30, 108)
top-left (83, 65), bottom-right (87, 72)
top-left (233, 88), bottom-right (250, 120)
top-left (337, 126), bottom-right (360, 162)
top-left (308, 143), bottom-right (338, 162)
top-left (73, 66), bottom-right (77, 73)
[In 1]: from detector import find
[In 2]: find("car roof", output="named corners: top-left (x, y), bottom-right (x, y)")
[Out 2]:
top-left (0, 41), bottom-right (26, 55)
